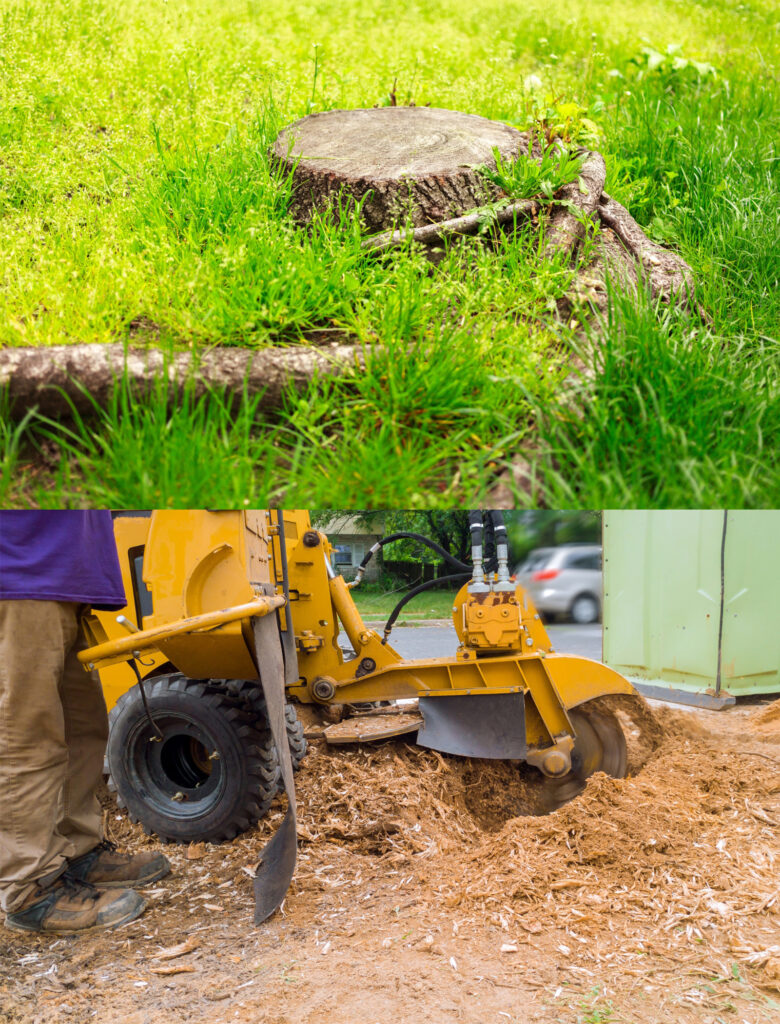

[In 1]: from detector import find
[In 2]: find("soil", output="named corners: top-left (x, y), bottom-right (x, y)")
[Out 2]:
top-left (1, 699), bottom-right (778, 1024)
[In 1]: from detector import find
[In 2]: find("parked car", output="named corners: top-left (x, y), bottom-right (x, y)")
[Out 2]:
top-left (513, 544), bottom-right (602, 624)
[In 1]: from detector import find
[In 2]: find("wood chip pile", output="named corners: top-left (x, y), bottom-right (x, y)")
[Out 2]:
top-left (748, 698), bottom-right (780, 743)
top-left (288, 701), bottom-right (779, 992)
top-left (101, 698), bottom-right (779, 996)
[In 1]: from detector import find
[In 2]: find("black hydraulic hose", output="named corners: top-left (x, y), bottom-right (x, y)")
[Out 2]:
top-left (489, 509), bottom-right (507, 539)
top-left (382, 571), bottom-right (471, 642)
top-left (489, 510), bottom-right (512, 589)
top-left (357, 532), bottom-right (471, 577)
top-left (483, 513), bottom-right (500, 566)
top-left (468, 514), bottom-right (484, 557)
top-left (355, 531), bottom-right (500, 583)
top-left (468, 511), bottom-right (485, 588)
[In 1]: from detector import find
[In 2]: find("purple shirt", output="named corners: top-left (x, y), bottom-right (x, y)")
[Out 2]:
top-left (0, 511), bottom-right (126, 610)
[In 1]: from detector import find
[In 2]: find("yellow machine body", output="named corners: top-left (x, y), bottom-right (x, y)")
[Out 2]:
top-left (83, 511), bottom-right (276, 709)
top-left (83, 510), bottom-right (634, 761)
top-left (78, 510), bottom-right (645, 923)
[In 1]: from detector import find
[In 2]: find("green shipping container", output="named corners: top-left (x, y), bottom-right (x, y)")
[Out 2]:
top-left (602, 510), bottom-right (780, 707)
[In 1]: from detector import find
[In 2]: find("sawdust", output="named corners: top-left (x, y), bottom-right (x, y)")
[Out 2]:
top-left (282, 698), bottom-right (779, 998)
top-left (750, 698), bottom-right (780, 742)
top-left (3, 698), bottom-right (779, 1024)
top-left (102, 695), bottom-right (778, 937)
top-left (290, 694), bottom-right (666, 846)
top-left (460, 744), bottom-right (777, 917)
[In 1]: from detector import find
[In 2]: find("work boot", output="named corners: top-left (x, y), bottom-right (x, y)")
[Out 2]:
top-left (5, 874), bottom-right (146, 934)
top-left (68, 839), bottom-right (171, 889)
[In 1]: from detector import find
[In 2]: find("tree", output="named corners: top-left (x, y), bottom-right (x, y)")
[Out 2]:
top-left (347, 511), bottom-right (472, 564)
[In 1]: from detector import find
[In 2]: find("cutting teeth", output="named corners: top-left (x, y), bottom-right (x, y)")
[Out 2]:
top-left (532, 702), bottom-right (628, 814)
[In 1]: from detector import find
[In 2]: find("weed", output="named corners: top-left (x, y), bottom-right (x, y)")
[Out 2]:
top-left (579, 985), bottom-right (616, 1023)
top-left (479, 143), bottom-right (585, 202)
top-left (0, 399), bottom-right (36, 503)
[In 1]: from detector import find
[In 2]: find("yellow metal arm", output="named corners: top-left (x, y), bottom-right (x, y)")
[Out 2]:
top-left (79, 596), bottom-right (285, 671)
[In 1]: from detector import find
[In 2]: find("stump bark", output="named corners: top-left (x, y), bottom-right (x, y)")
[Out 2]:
top-left (272, 106), bottom-right (528, 231)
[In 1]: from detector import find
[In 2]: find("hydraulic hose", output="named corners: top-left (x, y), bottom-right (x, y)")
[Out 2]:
top-left (467, 511), bottom-right (489, 593)
top-left (353, 531), bottom-right (471, 585)
top-left (351, 520), bottom-right (503, 643)
top-left (382, 571), bottom-right (471, 642)
top-left (127, 659), bottom-right (164, 742)
top-left (489, 510), bottom-right (514, 592)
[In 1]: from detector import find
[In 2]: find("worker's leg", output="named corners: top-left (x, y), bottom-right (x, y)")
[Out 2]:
top-left (1, 601), bottom-right (151, 933)
top-left (56, 613), bottom-right (108, 859)
top-left (58, 615), bottom-right (170, 888)
top-left (0, 601), bottom-right (80, 913)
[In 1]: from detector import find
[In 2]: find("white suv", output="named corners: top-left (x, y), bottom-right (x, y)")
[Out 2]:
top-left (514, 544), bottom-right (602, 624)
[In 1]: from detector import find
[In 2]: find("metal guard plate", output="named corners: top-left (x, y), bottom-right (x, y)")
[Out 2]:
top-left (417, 692), bottom-right (527, 759)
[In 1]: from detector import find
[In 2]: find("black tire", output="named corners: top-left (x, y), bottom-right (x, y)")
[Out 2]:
top-left (284, 703), bottom-right (308, 768)
top-left (214, 679), bottom-right (308, 771)
top-left (569, 592), bottom-right (600, 625)
top-left (106, 674), bottom-right (280, 843)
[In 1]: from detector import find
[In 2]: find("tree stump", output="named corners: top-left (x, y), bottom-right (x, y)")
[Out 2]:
top-left (272, 106), bottom-right (698, 313)
top-left (272, 107), bottom-right (528, 231)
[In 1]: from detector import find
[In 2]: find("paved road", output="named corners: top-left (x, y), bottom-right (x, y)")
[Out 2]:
top-left (375, 622), bottom-right (603, 661)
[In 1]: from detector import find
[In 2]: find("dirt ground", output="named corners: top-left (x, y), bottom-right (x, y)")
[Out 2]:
top-left (1, 698), bottom-right (778, 1024)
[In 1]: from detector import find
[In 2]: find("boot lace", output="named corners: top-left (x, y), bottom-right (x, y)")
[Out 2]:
top-left (59, 872), bottom-right (102, 903)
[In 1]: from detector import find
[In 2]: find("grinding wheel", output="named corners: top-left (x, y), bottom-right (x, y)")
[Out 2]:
top-left (533, 704), bottom-right (628, 813)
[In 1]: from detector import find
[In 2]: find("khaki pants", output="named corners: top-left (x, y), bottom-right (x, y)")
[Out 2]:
top-left (0, 601), bottom-right (107, 912)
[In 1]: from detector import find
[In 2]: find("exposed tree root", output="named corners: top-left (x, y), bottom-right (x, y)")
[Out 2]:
top-left (0, 342), bottom-right (363, 420)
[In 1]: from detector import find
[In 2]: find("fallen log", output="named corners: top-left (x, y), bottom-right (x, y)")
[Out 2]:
top-left (0, 342), bottom-right (363, 420)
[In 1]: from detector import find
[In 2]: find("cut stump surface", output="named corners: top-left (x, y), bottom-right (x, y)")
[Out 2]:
top-left (272, 106), bottom-right (528, 230)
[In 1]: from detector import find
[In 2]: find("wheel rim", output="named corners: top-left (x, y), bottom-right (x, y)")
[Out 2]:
top-left (123, 712), bottom-right (227, 821)
top-left (532, 705), bottom-right (627, 813)
top-left (571, 595), bottom-right (598, 624)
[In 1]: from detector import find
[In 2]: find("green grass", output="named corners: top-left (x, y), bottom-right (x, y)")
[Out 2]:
top-left (531, 287), bottom-right (780, 505)
top-left (352, 585), bottom-right (457, 621)
top-left (1, 0), bottom-right (778, 505)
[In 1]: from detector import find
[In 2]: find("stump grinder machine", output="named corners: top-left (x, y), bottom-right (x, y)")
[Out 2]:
top-left (79, 510), bottom-right (651, 923)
